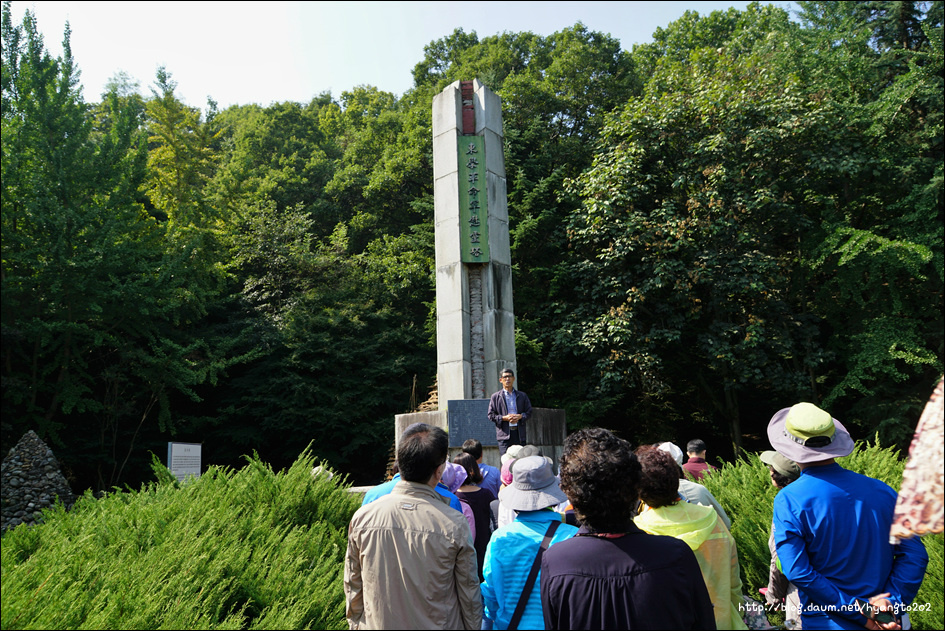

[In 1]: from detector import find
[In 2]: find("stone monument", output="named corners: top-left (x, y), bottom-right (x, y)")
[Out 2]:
top-left (394, 80), bottom-right (565, 469)
top-left (433, 79), bottom-right (516, 402)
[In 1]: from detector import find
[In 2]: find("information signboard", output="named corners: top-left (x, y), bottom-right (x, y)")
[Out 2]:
top-left (167, 442), bottom-right (202, 483)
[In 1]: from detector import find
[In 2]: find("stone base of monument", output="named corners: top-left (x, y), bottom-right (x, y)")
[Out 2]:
top-left (394, 406), bottom-right (566, 473)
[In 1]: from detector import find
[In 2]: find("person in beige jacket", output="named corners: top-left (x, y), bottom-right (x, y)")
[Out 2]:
top-left (344, 423), bottom-right (482, 630)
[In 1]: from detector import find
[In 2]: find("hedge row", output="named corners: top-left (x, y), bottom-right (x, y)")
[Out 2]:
top-left (1, 452), bottom-right (360, 629)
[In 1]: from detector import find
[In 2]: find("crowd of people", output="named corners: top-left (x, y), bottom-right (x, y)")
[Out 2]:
top-left (343, 397), bottom-right (929, 631)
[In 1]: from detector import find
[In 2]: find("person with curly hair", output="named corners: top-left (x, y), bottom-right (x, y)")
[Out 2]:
top-left (634, 447), bottom-right (747, 630)
top-left (539, 428), bottom-right (715, 630)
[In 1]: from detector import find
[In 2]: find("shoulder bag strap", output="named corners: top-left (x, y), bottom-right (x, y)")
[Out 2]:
top-left (507, 519), bottom-right (561, 631)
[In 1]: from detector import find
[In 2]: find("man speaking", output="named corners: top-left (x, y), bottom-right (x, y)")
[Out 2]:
top-left (487, 369), bottom-right (532, 455)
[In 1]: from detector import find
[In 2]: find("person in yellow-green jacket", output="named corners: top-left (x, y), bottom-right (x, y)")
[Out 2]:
top-left (634, 446), bottom-right (747, 630)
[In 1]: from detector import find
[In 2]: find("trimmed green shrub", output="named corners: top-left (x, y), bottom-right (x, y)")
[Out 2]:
top-left (1, 451), bottom-right (361, 630)
top-left (702, 440), bottom-right (943, 630)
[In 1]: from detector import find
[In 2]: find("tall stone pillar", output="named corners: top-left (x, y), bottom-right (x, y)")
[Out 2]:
top-left (433, 80), bottom-right (516, 407)
top-left (380, 79), bottom-right (563, 477)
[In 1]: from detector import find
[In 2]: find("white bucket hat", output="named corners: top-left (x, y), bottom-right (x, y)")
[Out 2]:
top-left (657, 442), bottom-right (684, 466)
top-left (500, 444), bottom-right (540, 466)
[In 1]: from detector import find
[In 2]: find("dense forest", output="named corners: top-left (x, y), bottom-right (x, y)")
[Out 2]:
top-left (2, 1), bottom-right (942, 491)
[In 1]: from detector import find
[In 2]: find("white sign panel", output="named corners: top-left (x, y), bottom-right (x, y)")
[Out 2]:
top-left (167, 442), bottom-right (202, 483)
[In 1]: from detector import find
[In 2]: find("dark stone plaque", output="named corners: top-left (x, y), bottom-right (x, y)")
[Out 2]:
top-left (447, 399), bottom-right (495, 447)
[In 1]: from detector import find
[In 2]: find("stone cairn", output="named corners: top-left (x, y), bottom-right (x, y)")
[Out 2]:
top-left (1, 430), bottom-right (76, 531)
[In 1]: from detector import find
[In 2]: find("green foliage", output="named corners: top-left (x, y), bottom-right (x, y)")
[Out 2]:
top-left (213, 212), bottom-right (434, 478)
top-left (144, 67), bottom-right (218, 229)
top-left (703, 452), bottom-right (778, 592)
top-left (4, 445), bottom-right (938, 630)
top-left (631, 2), bottom-right (792, 84)
top-left (412, 27), bottom-right (480, 87)
top-left (209, 98), bottom-right (334, 229)
top-left (796, 4), bottom-right (945, 438)
top-left (224, 200), bottom-right (320, 323)
top-left (562, 1), bottom-right (943, 450)
top-left (0, 450), bottom-right (361, 630)
top-left (565, 46), bottom-right (834, 448)
top-left (2, 0), bottom-right (942, 500)
top-left (322, 85), bottom-right (431, 252)
top-left (920, 527), bottom-right (945, 631)
top-left (1, 6), bottom-right (249, 489)
top-left (701, 441), bottom-right (943, 630)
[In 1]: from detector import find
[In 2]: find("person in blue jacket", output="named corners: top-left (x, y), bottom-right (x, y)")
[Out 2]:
top-left (362, 465), bottom-right (464, 512)
top-left (362, 426), bottom-right (465, 514)
top-left (481, 455), bottom-right (577, 630)
top-left (768, 402), bottom-right (929, 630)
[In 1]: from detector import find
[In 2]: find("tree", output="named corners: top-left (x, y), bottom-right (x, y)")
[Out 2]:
top-left (631, 3), bottom-right (792, 84)
top-left (1, 4), bottom-right (126, 450)
top-left (798, 2), bottom-right (944, 441)
top-left (412, 27), bottom-right (480, 87)
top-left (564, 3), bottom-right (943, 451)
top-left (2, 7), bottom-right (243, 488)
top-left (565, 45), bottom-right (836, 450)
top-left (144, 67), bottom-right (218, 230)
top-left (321, 85), bottom-right (431, 252)
top-left (212, 215), bottom-right (434, 481)
top-left (208, 97), bottom-right (334, 228)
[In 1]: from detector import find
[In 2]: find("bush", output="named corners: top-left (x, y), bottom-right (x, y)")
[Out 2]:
top-left (702, 440), bottom-right (943, 630)
top-left (1, 451), bottom-right (361, 630)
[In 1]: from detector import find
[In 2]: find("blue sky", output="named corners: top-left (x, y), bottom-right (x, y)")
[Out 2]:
top-left (10, 1), bottom-right (795, 109)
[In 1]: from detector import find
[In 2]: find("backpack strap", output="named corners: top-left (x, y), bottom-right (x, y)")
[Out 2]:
top-left (507, 519), bottom-right (561, 631)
